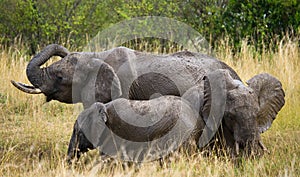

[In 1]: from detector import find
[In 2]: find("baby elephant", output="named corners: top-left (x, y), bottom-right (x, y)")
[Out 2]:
top-left (67, 95), bottom-right (204, 163)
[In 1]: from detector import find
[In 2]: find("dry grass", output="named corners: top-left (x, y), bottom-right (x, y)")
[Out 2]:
top-left (0, 38), bottom-right (299, 176)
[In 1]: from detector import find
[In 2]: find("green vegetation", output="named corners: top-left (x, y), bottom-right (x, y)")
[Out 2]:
top-left (0, 0), bottom-right (299, 54)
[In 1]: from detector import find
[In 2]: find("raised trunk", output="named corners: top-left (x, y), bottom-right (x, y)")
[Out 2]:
top-left (26, 44), bottom-right (69, 88)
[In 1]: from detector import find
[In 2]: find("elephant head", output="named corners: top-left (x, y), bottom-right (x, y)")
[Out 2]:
top-left (67, 102), bottom-right (107, 162)
top-left (11, 44), bottom-right (122, 108)
top-left (202, 69), bottom-right (285, 155)
top-left (11, 44), bottom-right (69, 94)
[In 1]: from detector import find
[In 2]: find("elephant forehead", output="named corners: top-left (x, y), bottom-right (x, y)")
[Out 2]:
top-left (50, 59), bottom-right (76, 75)
top-left (227, 89), bottom-right (259, 108)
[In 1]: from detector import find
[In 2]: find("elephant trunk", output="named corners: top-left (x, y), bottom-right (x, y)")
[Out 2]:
top-left (26, 44), bottom-right (69, 88)
top-left (67, 120), bottom-right (95, 163)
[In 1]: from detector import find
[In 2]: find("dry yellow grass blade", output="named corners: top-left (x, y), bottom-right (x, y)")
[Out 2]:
top-left (0, 38), bottom-right (299, 176)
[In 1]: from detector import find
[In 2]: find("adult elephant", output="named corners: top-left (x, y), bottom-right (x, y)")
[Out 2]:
top-left (11, 44), bottom-right (241, 108)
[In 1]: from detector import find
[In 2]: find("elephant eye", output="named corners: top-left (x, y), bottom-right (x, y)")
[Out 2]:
top-left (57, 76), bottom-right (63, 82)
top-left (225, 112), bottom-right (236, 122)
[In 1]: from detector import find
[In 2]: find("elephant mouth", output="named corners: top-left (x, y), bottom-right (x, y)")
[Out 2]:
top-left (45, 91), bottom-right (57, 102)
top-left (11, 80), bottom-right (42, 94)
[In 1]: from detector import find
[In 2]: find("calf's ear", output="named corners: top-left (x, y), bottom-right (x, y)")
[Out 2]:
top-left (246, 73), bottom-right (285, 133)
top-left (77, 103), bottom-right (108, 147)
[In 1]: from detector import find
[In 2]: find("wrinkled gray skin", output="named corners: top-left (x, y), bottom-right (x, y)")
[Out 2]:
top-left (67, 95), bottom-right (205, 162)
top-left (11, 44), bottom-right (241, 108)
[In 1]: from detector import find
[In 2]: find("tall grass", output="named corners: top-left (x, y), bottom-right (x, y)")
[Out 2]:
top-left (0, 37), bottom-right (299, 176)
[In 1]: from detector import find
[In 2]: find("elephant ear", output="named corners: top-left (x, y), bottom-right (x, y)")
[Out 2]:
top-left (73, 58), bottom-right (122, 108)
top-left (94, 59), bottom-right (122, 102)
top-left (198, 69), bottom-right (228, 148)
top-left (202, 75), bottom-right (212, 122)
top-left (246, 73), bottom-right (285, 133)
top-left (202, 70), bottom-right (227, 127)
top-left (77, 102), bottom-right (108, 148)
top-left (202, 69), bottom-right (239, 122)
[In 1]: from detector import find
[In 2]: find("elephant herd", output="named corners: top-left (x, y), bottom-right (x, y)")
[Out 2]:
top-left (12, 44), bottom-right (285, 163)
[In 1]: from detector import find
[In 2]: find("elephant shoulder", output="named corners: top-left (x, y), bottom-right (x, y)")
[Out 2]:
top-left (103, 47), bottom-right (138, 70)
top-left (218, 60), bottom-right (241, 80)
top-left (108, 47), bottom-right (136, 58)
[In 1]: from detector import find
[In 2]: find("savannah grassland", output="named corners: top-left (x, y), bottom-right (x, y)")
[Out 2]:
top-left (0, 38), bottom-right (299, 177)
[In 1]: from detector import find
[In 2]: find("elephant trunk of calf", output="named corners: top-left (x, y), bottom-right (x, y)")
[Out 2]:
top-left (67, 120), bottom-right (94, 163)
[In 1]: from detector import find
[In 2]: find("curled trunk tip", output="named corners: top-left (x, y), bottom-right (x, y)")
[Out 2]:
top-left (26, 44), bottom-right (69, 88)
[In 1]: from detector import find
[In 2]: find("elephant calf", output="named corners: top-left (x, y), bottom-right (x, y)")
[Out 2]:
top-left (67, 95), bottom-right (204, 163)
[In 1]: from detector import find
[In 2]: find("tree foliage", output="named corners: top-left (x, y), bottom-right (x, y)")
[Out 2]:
top-left (0, 0), bottom-right (299, 54)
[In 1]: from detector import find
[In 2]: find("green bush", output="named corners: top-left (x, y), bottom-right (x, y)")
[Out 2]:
top-left (0, 0), bottom-right (299, 53)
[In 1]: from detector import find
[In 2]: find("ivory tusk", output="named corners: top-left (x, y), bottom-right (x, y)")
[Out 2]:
top-left (258, 140), bottom-right (270, 154)
top-left (235, 141), bottom-right (239, 155)
top-left (11, 80), bottom-right (42, 94)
